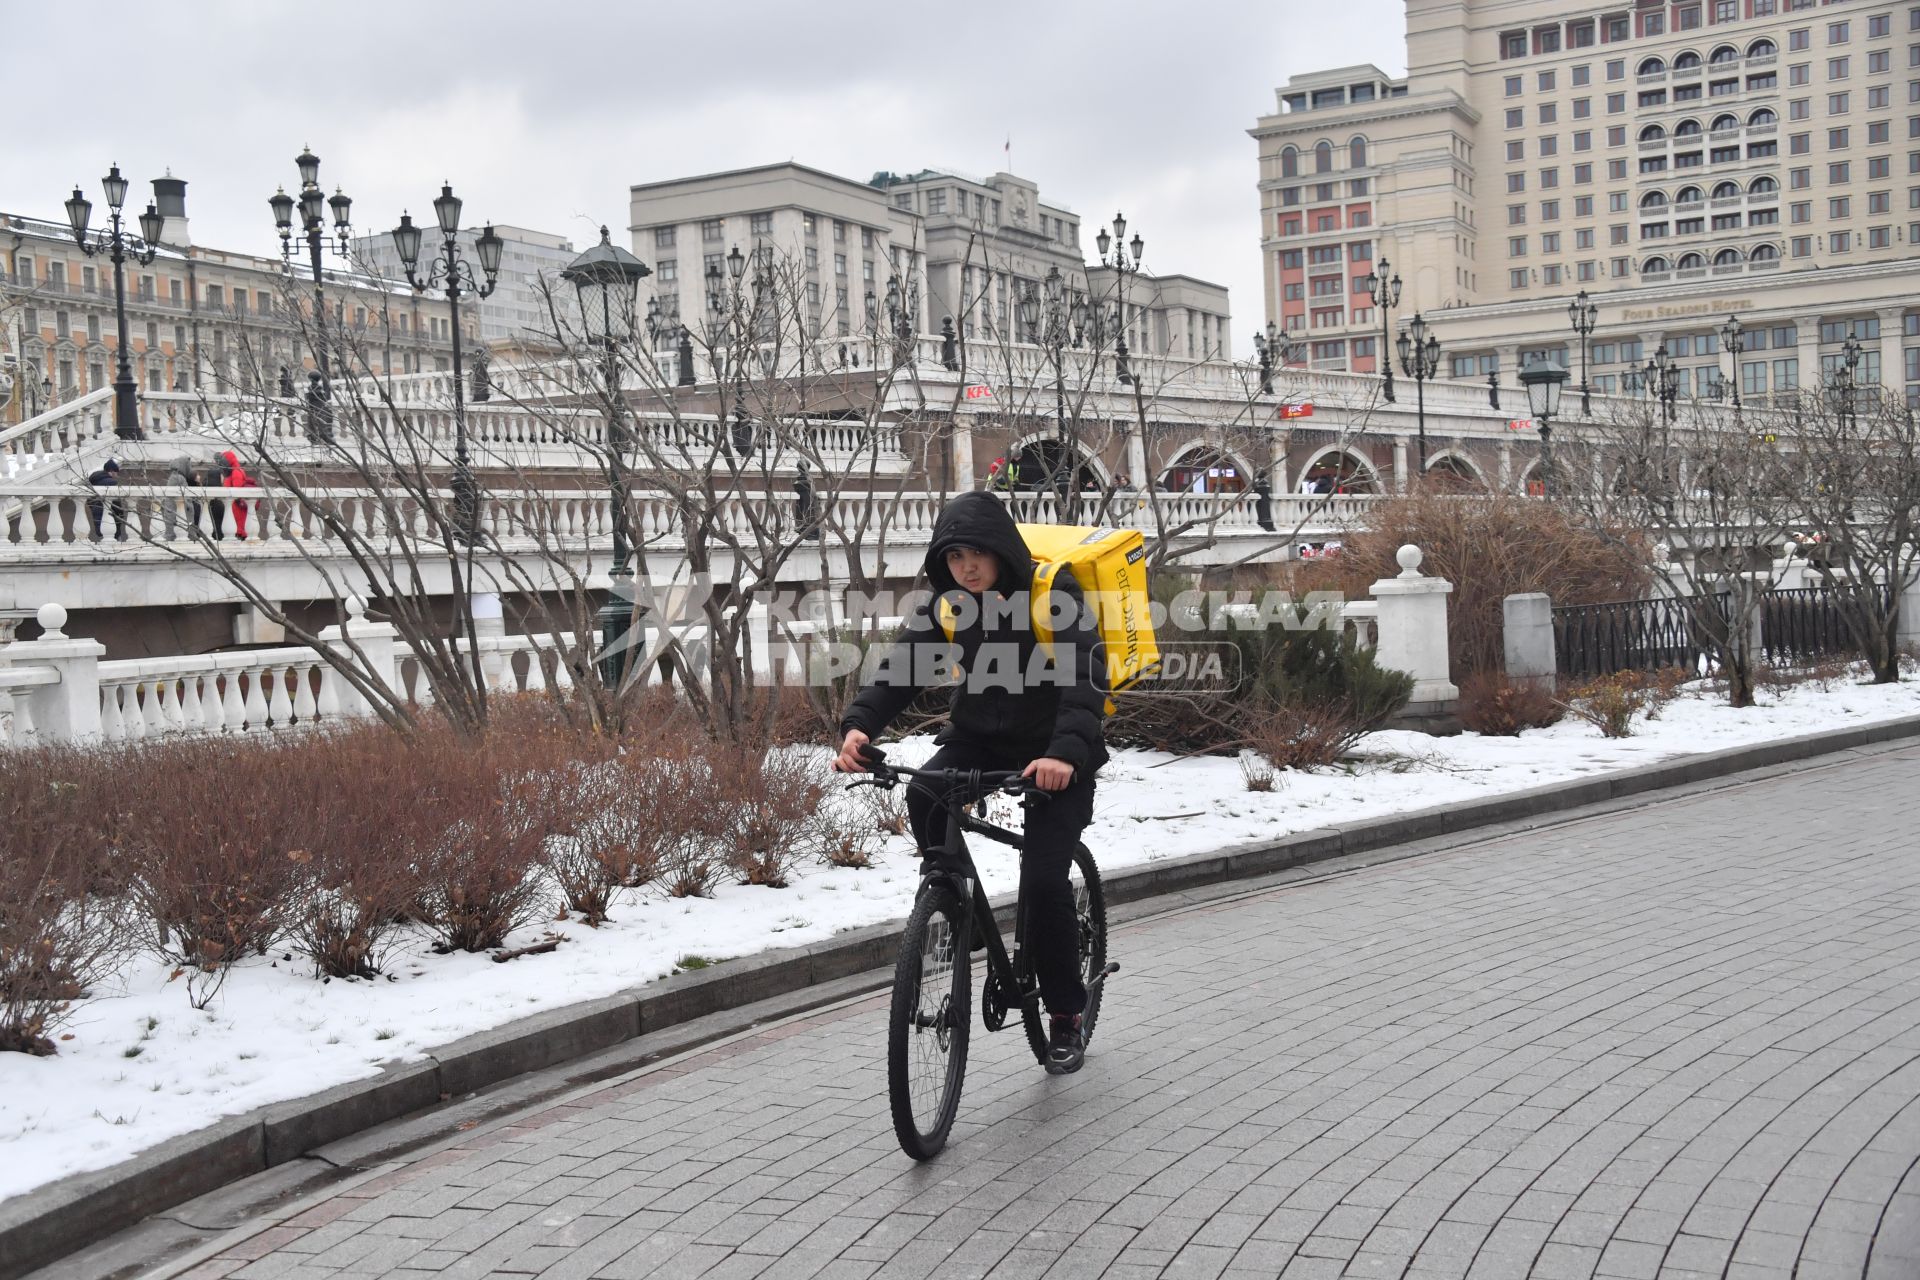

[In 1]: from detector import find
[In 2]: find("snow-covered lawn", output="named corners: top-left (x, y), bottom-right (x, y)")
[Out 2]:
top-left (5, 674), bottom-right (1918, 1201)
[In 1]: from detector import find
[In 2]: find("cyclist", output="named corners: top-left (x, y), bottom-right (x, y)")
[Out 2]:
top-left (833, 490), bottom-right (1109, 1074)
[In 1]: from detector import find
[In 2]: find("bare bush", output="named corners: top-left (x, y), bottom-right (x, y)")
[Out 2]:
top-left (1246, 702), bottom-right (1371, 770)
top-left (717, 749), bottom-right (828, 888)
top-left (0, 750), bottom-right (132, 1054)
top-left (1457, 672), bottom-right (1565, 737)
top-left (1558, 672), bottom-right (1658, 738)
top-left (1239, 751), bottom-right (1277, 792)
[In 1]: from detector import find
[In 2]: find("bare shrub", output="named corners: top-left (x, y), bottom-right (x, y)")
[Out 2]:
top-left (0, 750), bottom-right (132, 1054)
top-left (410, 729), bottom-right (554, 953)
top-left (1457, 672), bottom-right (1565, 737)
top-left (1559, 672), bottom-right (1656, 738)
top-left (1299, 489), bottom-right (1651, 678)
top-left (1239, 751), bottom-right (1277, 792)
top-left (1640, 666), bottom-right (1694, 719)
top-left (1246, 702), bottom-right (1368, 770)
top-left (717, 749), bottom-right (828, 888)
top-left (1757, 655), bottom-right (1855, 700)
top-left (110, 737), bottom-right (317, 1007)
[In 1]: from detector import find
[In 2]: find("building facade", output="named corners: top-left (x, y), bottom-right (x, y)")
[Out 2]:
top-left (628, 162), bottom-right (1231, 362)
top-left (3, 185), bottom-right (457, 426)
top-left (1253, 0), bottom-right (1920, 406)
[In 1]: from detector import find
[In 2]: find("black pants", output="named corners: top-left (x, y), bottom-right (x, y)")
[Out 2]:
top-left (906, 740), bottom-right (1095, 1017)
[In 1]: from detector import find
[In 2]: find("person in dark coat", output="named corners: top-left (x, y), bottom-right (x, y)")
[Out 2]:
top-left (164, 456), bottom-right (202, 539)
top-left (834, 491), bottom-right (1109, 1074)
top-left (1253, 467), bottom-right (1275, 532)
top-left (86, 459), bottom-right (127, 541)
top-left (793, 461), bottom-right (820, 540)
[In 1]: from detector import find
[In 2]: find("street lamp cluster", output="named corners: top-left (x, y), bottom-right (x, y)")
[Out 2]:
top-left (1396, 313), bottom-right (1443, 472)
top-left (269, 147), bottom-right (353, 441)
top-left (1095, 212), bottom-right (1144, 386)
top-left (64, 164), bottom-right (172, 440)
top-left (1252, 322), bottom-right (1297, 394)
top-left (1362, 260), bottom-right (1403, 402)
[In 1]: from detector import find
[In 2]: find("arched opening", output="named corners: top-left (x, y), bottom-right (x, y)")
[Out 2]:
top-left (1298, 447), bottom-right (1380, 495)
top-left (1314, 141), bottom-right (1333, 173)
top-left (1519, 459), bottom-right (1546, 499)
top-left (1159, 445), bottom-right (1253, 495)
top-left (1709, 44), bottom-right (1739, 65)
top-left (1640, 190), bottom-right (1670, 210)
top-left (1639, 124), bottom-right (1668, 143)
top-left (1713, 247), bottom-right (1743, 266)
top-left (1749, 107), bottom-right (1777, 126)
top-left (1348, 135), bottom-right (1368, 168)
top-left (1750, 242), bottom-right (1781, 263)
top-left (1639, 56), bottom-right (1667, 76)
top-left (1423, 452), bottom-right (1486, 493)
top-left (1748, 38), bottom-right (1777, 58)
top-left (1674, 50), bottom-right (1703, 70)
top-left (1674, 118), bottom-right (1704, 138)
top-left (1711, 180), bottom-right (1741, 199)
top-left (1748, 175), bottom-right (1779, 195)
top-left (1677, 252), bottom-right (1706, 270)
top-left (1642, 256), bottom-right (1672, 275)
top-left (1280, 146), bottom-right (1298, 178)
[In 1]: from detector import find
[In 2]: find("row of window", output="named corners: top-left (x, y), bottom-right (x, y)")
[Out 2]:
top-left (1276, 138), bottom-right (1370, 177)
top-left (1500, 3), bottom-right (1897, 60)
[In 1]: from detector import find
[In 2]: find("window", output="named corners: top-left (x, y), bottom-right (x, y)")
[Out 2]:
top-left (1831, 230), bottom-right (1852, 252)
top-left (1506, 108), bottom-right (1524, 128)
top-left (1574, 98), bottom-right (1593, 121)
top-left (1542, 232), bottom-right (1562, 253)
top-left (1576, 161), bottom-right (1595, 182)
top-left (1792, 132), bottom-right (1812, 153)
top-left (1608, 92), bottom-right (1626, 114)
top-left (1503, 31), bottom-right (1527, 58)
top-left (1506, 75), bottom-right (1523, 96)
top-left (1870, 12), bottom-right (1891, 37)
top-left (1509, 204), bottom-right (1528, 224)
top-left (1645, 11), bottom-right (1665, 36)
top-left (701, 218), bottom-right (723, 243)
top-left (1576, 195), bottom-right (1595, 215)
top-left (1829, 20), bottom-right (1850, 43)
top-left (1870, 87), bottom-right (1891, 111)
top-left (1829, 56), bottom-right (1850, 78)
top-left (1679, 4), bottom-right (1702, 29)
top-left (1831, 127), bottom-right (1851, 149)
top-left (1541, 136), bottom-right (1560, 157)
top-left (1578, 226), bottom-right (1596, 247)
top-left (1574, 63), bottom-right (1592, 85)
top-left (1610, 191), bottom-right (1629, 213)
top-left (1792, 200), bottom-right (1813, 221)
top-left (804, 245), bottom-right (818, 268)
top-left (1607, 17), bottom-right (1628, 44)
top-left (833, 253), bottom-right (846, 275)
top-left (1280, 250), bottom-right (1303, 269)
top-left (1791, 98), bottom-right (1811, 119)
top-left (1715, 0), bottom-right (1735, 19)
top-left (1542, 166), bottom-right (1561, 188)
top-left (1540, 70), bottom-right (1557, 92)
top-left (1542, 199), bottom-right (1561, 220)
top-left (1641, 89), bottom-right (1669, 107)
top-left (1509, 172), bottom-right (1527, 193)
top-left (1831, 196), bottom-right (1852, 217)
top-left (1509, 236), bottom-right (1528, 256)
top-left (1537, 25), bottom-right (1562, 53)
top-left (1507, 140), bottom-right (1526, 161)
top-left (1871, 49), bottom-right (1892, 73)
top-left (1791, 62), bottom-right (1811, 85)
top-left (1790, 28), bottom-right (1811, 51)
top-left (1871, 154), bottom-right (1891, 176)
top-left (1608, 125), bottom-right (1627, 146)
top-left (1509, 269), bottom-right (1530, 288)
top-left (1610, 158), bottom-right (1629, 179)
top-left (926, 190), bottom-right (946, 214)
top-left (749, 212), bottom-right (773, 235)
top-left (1791, 166), bottom-right (1812, 186)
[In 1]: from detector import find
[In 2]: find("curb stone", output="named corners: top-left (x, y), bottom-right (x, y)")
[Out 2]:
top-left (6, 712), bottom-right (1920, 1279)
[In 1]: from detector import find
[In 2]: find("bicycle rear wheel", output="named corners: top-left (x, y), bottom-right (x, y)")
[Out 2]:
top-left (1019, 843), bottom-right (1110, 1060)
top-left (888, 883), bottom-right (971, 1160)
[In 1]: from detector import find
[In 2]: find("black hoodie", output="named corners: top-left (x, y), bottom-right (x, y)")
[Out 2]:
top-left (841, 491), bottom-right (1109, 771)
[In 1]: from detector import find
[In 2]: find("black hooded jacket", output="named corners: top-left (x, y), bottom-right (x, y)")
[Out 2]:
top-left (841, 491), bottom-right (1109, 771)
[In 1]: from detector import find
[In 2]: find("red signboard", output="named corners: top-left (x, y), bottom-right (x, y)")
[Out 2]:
top-left (1278, 402), bottom-right (1314, 419)
top-left (963, 384), bottom-right (994, 401)
top-left (1506, 418), bottom-right (1535, 432)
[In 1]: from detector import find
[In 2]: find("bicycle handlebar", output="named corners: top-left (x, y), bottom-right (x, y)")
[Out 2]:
top-left (848, 745), bottom-right (1041, 803)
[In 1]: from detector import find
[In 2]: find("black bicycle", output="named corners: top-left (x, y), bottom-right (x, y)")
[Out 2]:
top-left (850, 746), bottom-right (1117, 1160)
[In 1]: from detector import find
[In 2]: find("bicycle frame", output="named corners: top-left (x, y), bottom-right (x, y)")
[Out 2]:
top-left (924, 794), bottom-right (1040, 1025)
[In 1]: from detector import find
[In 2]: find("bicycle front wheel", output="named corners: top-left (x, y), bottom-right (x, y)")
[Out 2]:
top-left (888, 883), bottom-right (971, 1160)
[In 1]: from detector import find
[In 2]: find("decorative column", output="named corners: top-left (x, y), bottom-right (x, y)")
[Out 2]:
top-left (1498, 439), bottom-right (1514, 491)
top-left (1878, 307), bottom-right (1904, 391)
top-left (1369, 544), bottom-right (1459, 710)
top-left (950, 418), bottom-right (976, 490)
top-left (1391, 435), bottom-right (1410, 492)
top-left (470, 591), bottom-right (507, 689)
top-left (6, 604), bottom-right (106, 743)
top-left (317, 596), bottom-right (400, 718)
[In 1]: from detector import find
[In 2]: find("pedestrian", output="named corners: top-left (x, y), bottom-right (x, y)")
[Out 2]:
top-left (834, 492), bottom-right (1110, 1075)
top-left (1253, 467), bottom-right (1275, 532)
top-left (793, 460), bottom-right (819, 541)
top-left (86, 459), bottom-right (128, 541)
top-left (220, 450), bottom-right (253, 539)
top-left (987, 456), bottom-right (1008, 491)
top-left (164, 456), bottom-right (203, 539)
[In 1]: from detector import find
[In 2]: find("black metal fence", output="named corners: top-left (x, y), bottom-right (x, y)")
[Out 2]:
top-left (1554, 584), bottom-right (1882, 680)
top-left (1553, 595), bottom-right (1722, 680)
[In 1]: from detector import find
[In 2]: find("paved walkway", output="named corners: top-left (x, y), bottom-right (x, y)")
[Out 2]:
top-left (162, 746), bottom-right (1920, 1280)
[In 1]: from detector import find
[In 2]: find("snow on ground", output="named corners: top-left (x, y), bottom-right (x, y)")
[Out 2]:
top-left (4, 674), bottom-right (1918, 1199)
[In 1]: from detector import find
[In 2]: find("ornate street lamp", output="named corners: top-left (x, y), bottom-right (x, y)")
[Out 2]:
top-left (1395, 312), bottom-right (1443, 474)
top-left (66, 163), bottom-right (172, 439)
top-left (562, 226), bottom-right (653, 690)
top-left (1253, 321), bottom-right (1297, 395)
top-left (270, 146), bottom-right (353, 444)
top-left (1643, 342), bottom-right (1680, 425)
top-left (1569, 289), bottom-right (1599, 415)
top-left (389, 185), bottom-right (502, 545)
top-left (1718, 313), bottom-right (1747, 418)
top-left (1096, 211), bottom-right (1145, 386)
top-left (1520, 357), bottom-right (1570, 497)
top-left (1829, 334), bottom-right (1864, 429)
top-left (1362, 258), bottom-right (1403, 402)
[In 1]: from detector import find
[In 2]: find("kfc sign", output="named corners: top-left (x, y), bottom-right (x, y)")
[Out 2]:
top-left (1506, 418), bottom-right (1536, 432)
top-left (963, 384), bottom-right (995, 401)
top-left (1278, 402), bottom-right (1315, 419)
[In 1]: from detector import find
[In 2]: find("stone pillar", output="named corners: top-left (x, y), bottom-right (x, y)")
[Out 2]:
top-left (471, 591), bottom-right (507, 689)
top-left (1126, 425), bottom-right (1149, 489)
top-left (6, 604), bottom-right (106, 743)
top-left (318, 597), bottom-right (400, 718)
top-left (950, 419), bottom-right (976, 490)
top-left (1498, 439), bottom-right (1514, 492)
top-left (1370, 545), bottom-right (1459, 707)
top-left (234, 604), bottom-right (286, 646)
top-left (1879, 307), bottom-right (1904, 391)
top-left (1391, 435), bottom-right (1410, 492)
top-left (1502, 592), bottom-right (1556, 691)
top-left (1796, 326), bottom-right (1822, 395)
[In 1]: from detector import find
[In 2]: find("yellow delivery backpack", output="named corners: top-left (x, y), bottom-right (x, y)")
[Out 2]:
top-left (937, 524), bottom-right (1160, 712)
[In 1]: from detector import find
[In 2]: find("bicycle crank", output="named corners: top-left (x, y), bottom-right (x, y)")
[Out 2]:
top-left (980, 971), bottom-right (1009, 1031)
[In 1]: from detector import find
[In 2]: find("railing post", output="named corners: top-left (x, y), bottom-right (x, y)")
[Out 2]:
top-left (4, 604), bottom-right (105, 744)
top-left (1502, 592), bottom-right (1557, 692)
top-left (317, 596), bottom-right (400, 719)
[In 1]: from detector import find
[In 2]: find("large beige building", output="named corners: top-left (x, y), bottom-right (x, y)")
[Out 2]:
top-left (628, 162), bottom-right (1231, 362)
top-left (1253, 0), bottom-right (1920, 407)
top-left (3, 181), bottom-right (458, 425)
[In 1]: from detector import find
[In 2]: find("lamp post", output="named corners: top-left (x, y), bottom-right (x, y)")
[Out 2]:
top-left (1520, 357), bottom-right (1570, 497)
top-left (1720, 314), bottom-right (1746, 418)
top-left (562, 226), bottom-right (653, 690)
top-left (269, 147), bottom-right (351, 441)
top-left (1096, 211), bottom-right (1144, 386)
top-left (389, 185), bottom-right (503, 545)
top-left (1394, 312), bottom-right (1443, 475)
top-left (1643, 342), bottom-right (1680, 425)
top-left (1830, 333), bottom-right (1863, 430)
top-left (1253, 321), bottom-right (1295, 395)
top-left (65, 165), bottom-right (170, 439)
top-left (1361, 258), bottom-right (1403, 402)
top-left (1569, 289), bottom-right (1598, 415)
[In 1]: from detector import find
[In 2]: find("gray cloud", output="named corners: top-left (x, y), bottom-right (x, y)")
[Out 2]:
top-left (7, 0), bottom-right (1405, 355)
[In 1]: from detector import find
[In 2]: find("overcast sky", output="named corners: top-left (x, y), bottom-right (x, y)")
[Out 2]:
top-left (7, 0), bottom-right (1405, 357)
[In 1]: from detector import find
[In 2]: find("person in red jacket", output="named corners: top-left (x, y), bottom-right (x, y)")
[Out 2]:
top-left (220, 450), bottom-right (252, 539)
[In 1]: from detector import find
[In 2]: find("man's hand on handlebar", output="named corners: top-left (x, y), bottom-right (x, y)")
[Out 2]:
top-left (1021, 757), bottom-right (1075, 792)
top-left (832, 729), bottom-right (872, 773)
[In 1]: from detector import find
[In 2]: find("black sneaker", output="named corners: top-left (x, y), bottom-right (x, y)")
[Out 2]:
top-left (1045, 1014), bottom-right (1085, 1075)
